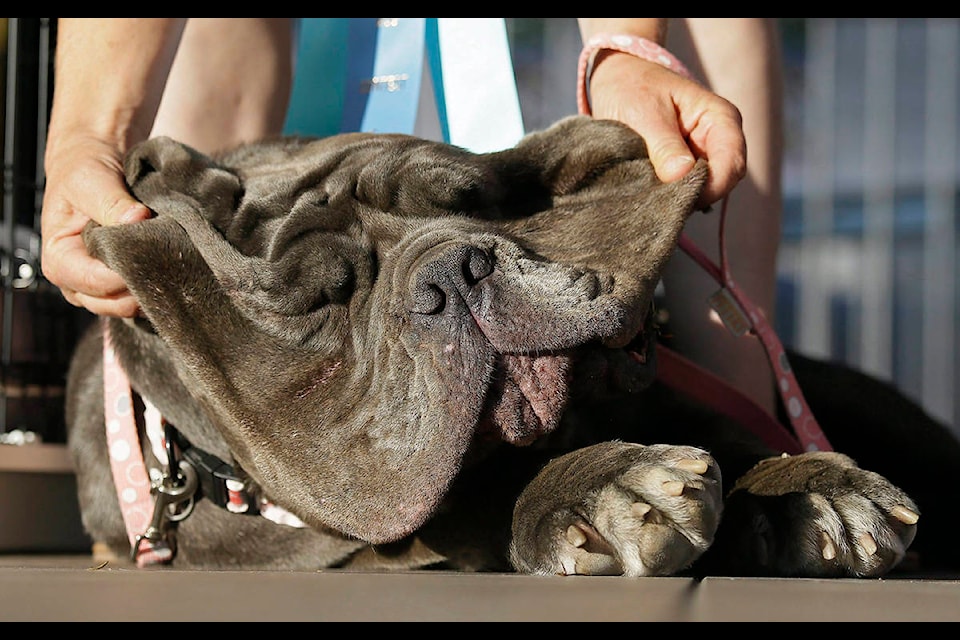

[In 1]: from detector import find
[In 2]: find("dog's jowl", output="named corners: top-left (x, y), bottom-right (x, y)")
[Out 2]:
top-left (66, 116), bottom-right (960, 576)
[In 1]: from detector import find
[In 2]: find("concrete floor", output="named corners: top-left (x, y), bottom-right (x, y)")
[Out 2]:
top-left (1, 553), bottom-right (958, 621)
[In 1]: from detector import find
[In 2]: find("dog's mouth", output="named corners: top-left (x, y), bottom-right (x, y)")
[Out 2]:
top-left (477, 313), bottom-right (658, 445)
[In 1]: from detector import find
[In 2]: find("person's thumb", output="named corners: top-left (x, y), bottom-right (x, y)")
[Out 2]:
top-left (645, 135), bottom-right (696, 184)
top-left (101, 196), bottom-right (151, 226)
top-left (84, 167), bottom-right (152, 227)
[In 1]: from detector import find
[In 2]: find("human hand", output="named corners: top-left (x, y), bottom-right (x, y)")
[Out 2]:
top-left (40, 134), bottom-right (151, 317)
top-left (587, 52), bottom-right (747, 209)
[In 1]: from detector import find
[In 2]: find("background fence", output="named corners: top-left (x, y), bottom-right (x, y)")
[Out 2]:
top-left (1, 18), bottom-right (89, 446)
top-left (777, 19), bottom-right (958, 435)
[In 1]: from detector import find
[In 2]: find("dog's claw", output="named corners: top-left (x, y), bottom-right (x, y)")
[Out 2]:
top-left (820, 532), bottom-right (837, 561)
top-left (859, 532), bottom-right (878, 556)
top-left (559, 522), bottom-right (622, 575)
top-left (566, 524), bottom-right (587, 548)
top-left (662, 480), bottom-right (685, 496)
top-left (631, 502), bottom-right (652, 518)
top-left (891, 505), bottom-right (919, 525)
top-left (675, 458), bottom-right (709, 474)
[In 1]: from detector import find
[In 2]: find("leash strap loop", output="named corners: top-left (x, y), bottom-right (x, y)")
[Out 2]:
top-left (578, 33), bottom-right (832, 453)
top-left (677, 203), bottom-right (832, 452)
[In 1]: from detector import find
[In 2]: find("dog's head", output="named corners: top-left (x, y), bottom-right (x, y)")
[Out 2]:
top-left (84, 116), bottom-right (706, 544)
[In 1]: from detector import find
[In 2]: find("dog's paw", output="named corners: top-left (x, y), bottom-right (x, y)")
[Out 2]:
top-left (509, 441), bottom-right (722, 576)
top-left (710, 451), bottom-right (919, 577)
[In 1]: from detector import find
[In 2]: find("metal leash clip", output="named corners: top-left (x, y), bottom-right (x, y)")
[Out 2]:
top-left (131, 441), bottom-right (199, 561)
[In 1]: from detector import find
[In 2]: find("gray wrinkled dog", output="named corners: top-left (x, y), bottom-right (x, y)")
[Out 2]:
top-left (67, 116), bottom-right (960, 576)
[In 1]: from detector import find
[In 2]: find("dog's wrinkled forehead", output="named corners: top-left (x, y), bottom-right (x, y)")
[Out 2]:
top-left (126, 131), bottom-right (521, 256)
top-left (123, 115), bottom-right (703, 255)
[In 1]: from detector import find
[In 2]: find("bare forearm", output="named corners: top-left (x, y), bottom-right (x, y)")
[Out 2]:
top-left (48, 18), bottom-right (187, 154)
top-left (40, 19), bottom-right (185, 318)
top-left (577, 18), bottom-right (667, 44)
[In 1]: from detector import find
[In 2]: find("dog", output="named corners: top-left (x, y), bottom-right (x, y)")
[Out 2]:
top-left (65, 115), bottom-right (960, 577)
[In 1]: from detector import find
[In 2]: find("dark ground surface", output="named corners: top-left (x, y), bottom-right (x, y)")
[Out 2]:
top-left (1, 553), bottom-right (958, 622)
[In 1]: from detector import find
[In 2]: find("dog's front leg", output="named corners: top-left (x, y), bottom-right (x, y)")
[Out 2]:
top-left (508, 441), bottom-right (722, 576)
top-left (700, 451), bottom-right (919, 578)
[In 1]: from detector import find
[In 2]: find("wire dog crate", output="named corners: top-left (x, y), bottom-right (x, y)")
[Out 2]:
top-left (1, 18), bottom-right (93, 446)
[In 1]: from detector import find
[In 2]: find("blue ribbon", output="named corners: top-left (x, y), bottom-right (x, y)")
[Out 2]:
top-left (341, 18), bottom-right (427, 135)
top-left (284, 18), bottom-right (524, 151)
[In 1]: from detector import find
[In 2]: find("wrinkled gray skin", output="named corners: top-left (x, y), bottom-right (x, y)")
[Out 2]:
top-left (67, 116), bottom-right (947, 577)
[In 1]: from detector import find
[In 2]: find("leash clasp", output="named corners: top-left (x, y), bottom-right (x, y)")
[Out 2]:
top-left (131, 458), bottom-right (198, 561)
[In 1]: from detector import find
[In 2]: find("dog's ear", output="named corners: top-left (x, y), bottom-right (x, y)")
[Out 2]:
top-left (85, 138), bottom-right (385, 536)
top-left (492, 115), bottom-right (709, 347)
top-left (87, 136), bottom-right (365, 356)
top-left (84, 138), bottom-right (249, 339)
top-left (498, 114), bottom-right (706, 207)
top-left (505, 115), bottom-right (662, 196)
top-left (124, 135), bottom-right (242, 219)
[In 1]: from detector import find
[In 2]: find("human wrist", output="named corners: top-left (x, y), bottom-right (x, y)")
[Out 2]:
top-left (47, 106), bottom-right (152, 159)
top-left (577, 34), bottom-right (693, 115)
top-left (577, 19), bottom-right (667, 46)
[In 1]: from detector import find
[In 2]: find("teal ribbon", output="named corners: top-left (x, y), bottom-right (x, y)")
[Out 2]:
top-left (283, 18), bottom-right (350, 138)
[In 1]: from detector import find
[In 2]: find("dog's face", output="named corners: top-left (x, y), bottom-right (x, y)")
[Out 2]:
top-left (84, 116), bottom-right (707, 544)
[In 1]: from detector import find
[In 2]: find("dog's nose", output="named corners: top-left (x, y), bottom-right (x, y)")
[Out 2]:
top-left (409, 244), bottom-right (493, 315)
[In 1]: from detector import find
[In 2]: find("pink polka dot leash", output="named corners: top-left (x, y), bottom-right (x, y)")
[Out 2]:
top-left (102, 322), bottom-right (178, 567)
top-left (578, 33), bottom-right (832, 454)
top-left (102, 318), bottom-right (306, 567)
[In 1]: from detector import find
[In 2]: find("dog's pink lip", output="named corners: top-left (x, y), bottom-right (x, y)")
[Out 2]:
top-left (475, 306), bottom-right (658, 446)
top-left (482, 351), bottom-right (571, 445)
top-left (477, 325), bottom-right (656, 446)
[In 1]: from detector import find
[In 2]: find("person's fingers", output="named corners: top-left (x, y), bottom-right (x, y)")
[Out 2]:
top-left (71, 290), bottom-right (143, 318)
top-left (682, 100), bottom-right (748, 208)
top-left (589, 56), bottom-right (697, 182)
top-left (40, 140), bottom-right (150, 317)
top-left (57, 278), bottom-right (142, 318)
top-left (41, 233), bottom-right (126, 298)
top-left (82, 164), bottom-right (152, 227)
top-left (57, 145), bottom-right (152, 227)
top-left (40, 225), bottom-right (143, 317)
top-left (633, 106), bottom-right (697, 184)
top-left (587, 54), bottom-right (748, 208)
